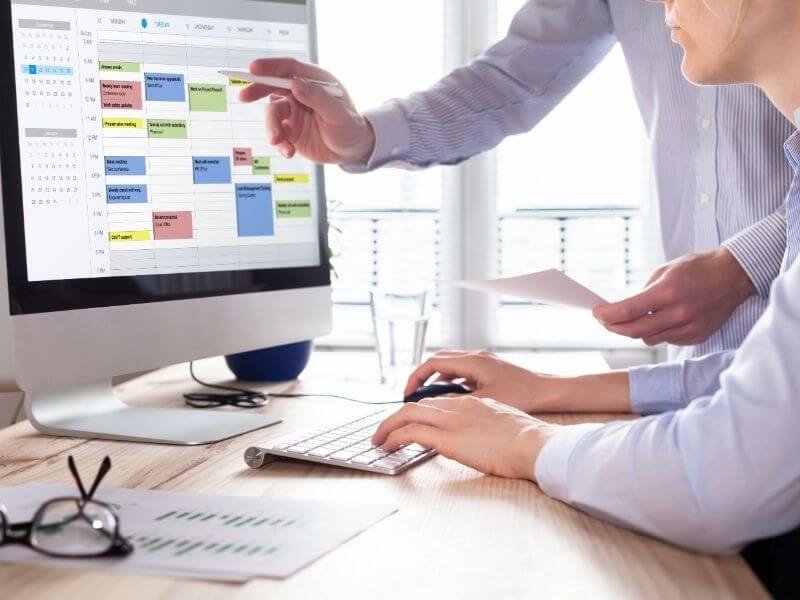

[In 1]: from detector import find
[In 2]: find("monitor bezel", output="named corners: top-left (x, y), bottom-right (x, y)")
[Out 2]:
top-left (0, 0), bottom-right (330, 315)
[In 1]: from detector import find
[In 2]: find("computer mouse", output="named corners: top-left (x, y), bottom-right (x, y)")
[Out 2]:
top-left (404, 382), bottom-right (472, 403)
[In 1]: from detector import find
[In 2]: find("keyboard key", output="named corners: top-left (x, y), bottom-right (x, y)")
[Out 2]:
top-left (404, 443), bottom-right (430, 453)
top-left (329, 449), bottom-right (362, 461)
top-left (351, 452), bottom-right (382, 465)
top-left (269, 437), bottom-right (302, 450)
top-left (372, 458), bottom-right (405, 470)
top-left (389, 449), bottom-right (420, 462)
top-left (287, 444), bottom-right (314, 454)
top-left (308, 446), bottom-right (337, 458)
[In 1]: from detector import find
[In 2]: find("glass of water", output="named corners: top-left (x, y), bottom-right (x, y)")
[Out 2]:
top-left (370, 289), bottom-right (429, 385)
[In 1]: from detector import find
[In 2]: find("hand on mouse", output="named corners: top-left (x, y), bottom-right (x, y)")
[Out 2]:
top-left (404, 351), bottom-right (564, 414)
top-left (371, 396), bottom-right (560, 480)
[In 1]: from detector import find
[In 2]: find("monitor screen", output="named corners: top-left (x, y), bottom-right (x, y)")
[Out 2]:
top-left (1, 0), bottom-right (329, 313)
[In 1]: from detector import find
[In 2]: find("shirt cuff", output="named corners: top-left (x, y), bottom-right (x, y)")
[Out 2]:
top-left (534, 423), bottom-right (605, 500)
top-left (628, 363), bottom-right (685, 415)
top-left (722, 211), bottom-right (787, 298)
top-left (340, 102), bottom-right (411, 174)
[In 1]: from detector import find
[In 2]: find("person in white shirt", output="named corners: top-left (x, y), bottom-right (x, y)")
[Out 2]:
top-left (368, 1), bottom-right (800, 594)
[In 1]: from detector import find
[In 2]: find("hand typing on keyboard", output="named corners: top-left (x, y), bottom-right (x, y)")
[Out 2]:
top-left (244, 410), bottom-right (435, 475)
top-left (371, 396), bottom-right (560, 480)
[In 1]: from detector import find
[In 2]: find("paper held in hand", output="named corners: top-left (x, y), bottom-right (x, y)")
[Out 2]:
top-left (447, 269), bottom-right (607, 310)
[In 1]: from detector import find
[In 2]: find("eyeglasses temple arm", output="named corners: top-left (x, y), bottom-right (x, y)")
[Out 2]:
top-left (86, 456), bottom-right (112, 501)
top-left (67, 455), bottom-right (89, 501)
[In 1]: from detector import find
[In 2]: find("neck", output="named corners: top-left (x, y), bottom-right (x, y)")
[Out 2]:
top-left (754, 23), bottom-right (800, 126)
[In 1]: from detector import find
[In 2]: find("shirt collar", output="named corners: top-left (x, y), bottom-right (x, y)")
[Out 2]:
top-left (784, 112), bottom-right (800, 172)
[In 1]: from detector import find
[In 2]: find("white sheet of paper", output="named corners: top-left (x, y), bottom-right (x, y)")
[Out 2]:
top-left (0, 484), bottom-right (397, 582)
top-left (448, 269), bottom-right (607, 310)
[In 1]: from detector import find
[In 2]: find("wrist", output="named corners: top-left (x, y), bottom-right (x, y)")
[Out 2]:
top-left (512, 423), bottom-right (559, 481)
top-left (353, 117), bottom-right (376, 165)
top-left (714, 247), bottom-right (756, 303)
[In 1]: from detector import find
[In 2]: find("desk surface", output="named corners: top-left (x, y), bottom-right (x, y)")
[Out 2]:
top-left (0, 351), bottom-right (766, 599)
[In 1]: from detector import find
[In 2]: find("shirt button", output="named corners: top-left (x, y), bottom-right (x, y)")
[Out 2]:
top-left (700, 193), bottom-right (711, 205)
top-left (701, 118), bottom-right (712, 130)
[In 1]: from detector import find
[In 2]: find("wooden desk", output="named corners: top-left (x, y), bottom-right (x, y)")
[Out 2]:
top-left (0, 352), bottom-right (766, 599)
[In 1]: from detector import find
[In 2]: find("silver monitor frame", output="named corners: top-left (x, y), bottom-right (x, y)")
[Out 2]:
top-left (0, 0), bottom-right (332, 443)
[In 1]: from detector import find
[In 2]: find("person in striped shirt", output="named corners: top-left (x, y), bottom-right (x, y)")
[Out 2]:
top-left (242, 0), bottom-right (792, 363)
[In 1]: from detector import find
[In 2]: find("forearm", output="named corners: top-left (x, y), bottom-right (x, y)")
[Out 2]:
top-left (722, 208), bottom-right (787, 298)
top-left (530, 347), bottom-right (738, 417)
top-left (531, 371), bottom-right (631, 414)
top-left (534, 259), bottom-right (800, 554)
top-left (345, 0), bottom-right (615, 172)
top-left (629, 350), bottom-right (737, 415)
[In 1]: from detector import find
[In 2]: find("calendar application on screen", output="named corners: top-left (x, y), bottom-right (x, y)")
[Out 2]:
top-left (10, 0), bottom-right (320, 282)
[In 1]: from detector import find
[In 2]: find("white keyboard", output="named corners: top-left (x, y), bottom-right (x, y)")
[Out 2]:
top-left (244, 409), bottom-right (435, 475)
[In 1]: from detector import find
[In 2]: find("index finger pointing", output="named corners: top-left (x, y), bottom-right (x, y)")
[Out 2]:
top-left (403, 357), bottom-right (475, 397)
top-left (238, 83), bottom-right (289, 103)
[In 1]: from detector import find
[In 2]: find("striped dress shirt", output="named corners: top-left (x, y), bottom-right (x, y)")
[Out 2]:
top-left (346, 0), bottom-right (794, 387)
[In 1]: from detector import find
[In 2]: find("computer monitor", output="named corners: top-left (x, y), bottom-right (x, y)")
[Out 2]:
top-left (0, 0), bottom-right (331, 444)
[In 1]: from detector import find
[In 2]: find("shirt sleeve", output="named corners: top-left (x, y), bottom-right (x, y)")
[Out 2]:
top-left (341, 0), bottom-right (616, 173)
top-left (535, 255), bottom-right (800, 555)
top-left (628, 350), bottom-right (737, 415)
top-left (722, 207), bottom-right (787, 298)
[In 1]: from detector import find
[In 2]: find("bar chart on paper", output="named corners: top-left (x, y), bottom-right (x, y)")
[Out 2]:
top-left (11, 3), bottom-right (322, 280)
top-left (0, 484), bottom-right (397, 581)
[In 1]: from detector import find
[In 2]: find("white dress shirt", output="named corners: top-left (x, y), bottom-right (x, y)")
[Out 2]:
top-left (535, 128), bottom-right (800, 555)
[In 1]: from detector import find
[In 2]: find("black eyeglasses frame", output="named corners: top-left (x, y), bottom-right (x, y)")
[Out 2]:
top-left (0, 455), bottom-right (132, 559)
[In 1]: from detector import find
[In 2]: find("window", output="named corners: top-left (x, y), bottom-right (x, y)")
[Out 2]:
top-left (315, 1), bottom-right (659, 350)
top-left (316, 0), bottom-right (447, 346)
top-left (493, 1), bottom-right (660, 348)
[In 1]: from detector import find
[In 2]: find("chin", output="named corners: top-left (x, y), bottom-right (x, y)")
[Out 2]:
top-left (681, 58), bottom-right (734, 86)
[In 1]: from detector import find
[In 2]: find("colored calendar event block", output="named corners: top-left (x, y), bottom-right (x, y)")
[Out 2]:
top-left (106, 184), bottom-right (148, 204)
top-left (193, 157), bottom-right (232, 184)
top-left (109, 231), bottom-right (151, 242)
top-left (153, 211), bottom-right (193, 240)
top-left (144, 73), bottom-right (186, 102)
top-left (274, 173), bottom-right (310, 184)
top-left (236, 184), bottom-right (274, 237)
top-left (253, 157), bottom-right (271, 174)
top-left (276, 200), bottom-right (312, 219)
top-left (102, 117), bottom-right (144, 130)
top-left (99, 61), bottom-right (140, 73)
top-left (188, 83), bottom-right (227, 112)
top-left (147, 119), bottom-right (187, 139)
top-left (105, 156), bottom-right (146, 176)
top-left (101, 80), bottom-right (143, 110)
top-left (233, 147), bottom-right (253, 166)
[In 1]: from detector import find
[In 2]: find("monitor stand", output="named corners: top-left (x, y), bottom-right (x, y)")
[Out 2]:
top-left (24, 379), bottom-right (281, 445)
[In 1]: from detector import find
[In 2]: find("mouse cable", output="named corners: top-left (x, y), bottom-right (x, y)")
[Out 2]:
top-left (184, 361), bottom-right (403, 409)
